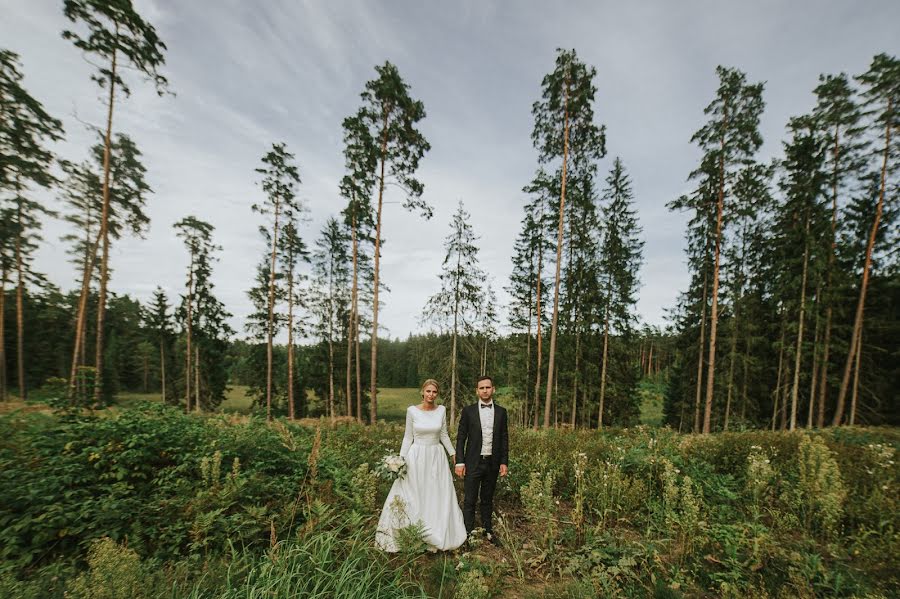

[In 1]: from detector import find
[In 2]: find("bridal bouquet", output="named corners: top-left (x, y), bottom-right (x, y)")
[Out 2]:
top-left (377, 454), bottom-right (407, 481)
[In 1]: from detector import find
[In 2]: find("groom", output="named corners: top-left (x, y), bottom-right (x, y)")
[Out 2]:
top-left (454, 375), bottom-right (509, 544)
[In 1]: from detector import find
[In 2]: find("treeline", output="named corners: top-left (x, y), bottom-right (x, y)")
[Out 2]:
top-left (663, 61), bottom-right (900, 431)
top-left (2, 1), bottom-right (896, 429)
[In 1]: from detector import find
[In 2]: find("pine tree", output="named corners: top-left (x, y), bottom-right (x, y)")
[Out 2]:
top-left (422, 200), bottom-right (485, 423)
top-left (339, 110), bottom-right (376, 420)
top-left (312, 217), bottom-right (348, 419)
top-left (833, 54), bottom-right (900, 425)
top-left (254, 143), bottom-right (302, 422)
top-left (355, 62), bottom-right (431, 423)
top-left (531, 48), bottom-right (606, 428)
top-left (173, 216), bottom-right (216, 412)
top-left (63, 134), bottom-right (151, 399)
top-left (62, 0), bottom-right (169, 403)
top-left (689, 66), bottom-right (765, 433)
top-left (775, 116), bottom-right (828, 430)
top-left (0, 49), bottom-right (64, 401)
top-left (811, 73), bottom-right (867, 427)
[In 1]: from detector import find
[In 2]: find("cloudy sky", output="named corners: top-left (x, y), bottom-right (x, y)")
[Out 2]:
top-left (3, 1), bottom-right (898, 340)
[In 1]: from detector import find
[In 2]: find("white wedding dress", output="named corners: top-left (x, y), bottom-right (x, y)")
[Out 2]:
top-left (375, 404), bottom-right (467, 552)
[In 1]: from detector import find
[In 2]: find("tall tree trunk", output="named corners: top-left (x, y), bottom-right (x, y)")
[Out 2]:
top-left (533, 238), bottom-right (544, 429)
top-left (772, 313), bottom-right (787, 431)
top-left (790, 213), bottom-right (812, 430)
top-left (159, 340), bottom-right (166, 403)
top-left (69, 231), bottom-right (101, 398)
top-left (694, 271), bottom-right (709, 433)
top-left (194, 344), bottom-right (200, 412)
top-left (807, 287), bottom-right (822, 428)
top-left (817, 124), bottom-right (841, 428)
top-left (346, 210), bottom-right (358, 418)
top-left (326, 258), bottom-right (335, 420)
top-left (0, 266), bottom-right (6, 401)
top-left (543, 78), bottom-right (570, 429)
top-left (703, 108), bottom-right (729, 433)
top-left (569, 327), bottom-right (581, 427)
top-left (524, 292), bottom-right (533, 427)
top-left (265, 202), bottom-right (281, 422)
top-left (741, 334), bottom-right (750, 421)
top-left (849, 329), bottom-right (862, 425)
top-left (598, 304), bottom-right (610, 429)
top-left (833, 98), bottom-right (891, 426)
top-left (93, 35), bottom-right (119, 404)
top-left (355, 307), bottom-right (362, 422)
top-left (14, 193), bottom-right (26, 401)
top-left (287, 264), bottom-right (296, 420)
top-left (184, 249), bottom-right (195, 412)
top-left (370, 107), bottom-right (390, 425)
top-left (449, 245), bottom-right (462, 424)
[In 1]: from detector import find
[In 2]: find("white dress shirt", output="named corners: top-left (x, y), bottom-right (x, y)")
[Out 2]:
top-left (478, 401), bottom-right (494, 456)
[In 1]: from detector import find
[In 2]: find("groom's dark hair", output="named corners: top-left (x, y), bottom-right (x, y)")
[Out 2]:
top-left (476, 375), bottom-right (494, 386)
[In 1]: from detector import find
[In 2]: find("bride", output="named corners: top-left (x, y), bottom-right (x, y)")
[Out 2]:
top-left (375, 379), bottom-right (467, 552)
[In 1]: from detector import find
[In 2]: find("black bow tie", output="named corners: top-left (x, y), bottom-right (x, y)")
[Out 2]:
top-left (480, 403), bottom-right (492, 409)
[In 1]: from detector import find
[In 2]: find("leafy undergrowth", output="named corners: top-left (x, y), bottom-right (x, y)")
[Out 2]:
top-left (0, 403), bottom-right (897, 597)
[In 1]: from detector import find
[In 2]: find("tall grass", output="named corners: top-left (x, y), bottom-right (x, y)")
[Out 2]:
top-left (185, 510), bottom-right (426, 598)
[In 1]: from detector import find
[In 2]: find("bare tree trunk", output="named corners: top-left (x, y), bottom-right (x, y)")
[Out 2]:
top-left (287, 265), bottom-right (296, 420)
top-left (544, 78), bottom-right (570, 429)
top-left (93, 36), bottom-right (119, 405)
top-left (834, 98), bottom-right (891, 426)
top-left (703, 115), bottom-right (728, 434)
top-left (569, 328), bottom-right (581, 427)
top-left (265, 201), bottom-right (281, 422)
top-left (0, 267), bottom-right (6, 401)
top-left (741, 335), bottom-right (750, 421)
top-left (159, 340), bottom-right (166, 403)
top-left (326, 252), bottom-right (335, 420)
top-left (694, 271), bottom-right (709, 433)
top-left (598, 305), bottom-right (610, 430)
top-left (772, 314), bottom-right (786, 431)
top-left (533, 243), bottom-right (544, 430)
top-left (355, 307), bottom-right (362, 422)
top-left (194, 345), bottom-right (200, 412)
top-left (184, 249), bottom-right (195, 413)
top-left (14, 193), bottom-right (26, 401)
top-left (346, 210), bottom-right (358, 418)
top-left (818, 123), bottom-right (841, 428)
top-left (68, 231), bottom-right (101, 398)
top-left (449, 245), bottom-right (462, 424)
top-left (370, 107), bottom-right (390, 425)
top-left (524, 294), bottom-right (533, 428)
top-left (807, 287), bottom-right (822, 428)
top-left (849, 329), bottom-right (862, 425)
top-left (790, 213), bottom-right (812, 430)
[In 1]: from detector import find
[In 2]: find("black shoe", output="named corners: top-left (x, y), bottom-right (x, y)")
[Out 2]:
top-left (486, 532), bottom-right (502, 548)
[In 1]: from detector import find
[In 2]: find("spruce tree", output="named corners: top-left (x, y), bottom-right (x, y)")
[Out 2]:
top-left (422, 200), bottom-right (485, 423)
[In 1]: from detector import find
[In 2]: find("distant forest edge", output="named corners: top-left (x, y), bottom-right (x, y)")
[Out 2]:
top-left (0, 2), bottom-right (897, 431)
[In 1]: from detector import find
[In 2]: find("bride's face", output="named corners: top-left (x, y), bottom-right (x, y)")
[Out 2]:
top-left (422, 384), bottom-right (438, 404)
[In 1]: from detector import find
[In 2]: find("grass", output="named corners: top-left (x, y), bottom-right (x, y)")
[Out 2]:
top-left (638, 378), bottom-right (666, 426)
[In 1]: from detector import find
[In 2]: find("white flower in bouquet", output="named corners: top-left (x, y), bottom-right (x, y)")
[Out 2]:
top-left (378, 454), bottom-right (408, 481)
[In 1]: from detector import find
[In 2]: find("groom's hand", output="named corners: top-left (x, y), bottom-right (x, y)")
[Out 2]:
top-left (499, 464), bottom-right (508, 477)
top-left (455, 464), bottom-right (465, 478)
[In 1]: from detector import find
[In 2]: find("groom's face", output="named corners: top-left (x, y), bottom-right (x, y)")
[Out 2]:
top-left (476, 380), bottom-right (494, 402)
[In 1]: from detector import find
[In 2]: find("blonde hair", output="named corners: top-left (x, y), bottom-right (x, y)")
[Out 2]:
top-left (420, 379), bottom-right (440, 396)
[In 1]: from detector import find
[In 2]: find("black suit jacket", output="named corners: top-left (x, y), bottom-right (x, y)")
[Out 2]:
top-left (455, 401), bottom-right (509, 472)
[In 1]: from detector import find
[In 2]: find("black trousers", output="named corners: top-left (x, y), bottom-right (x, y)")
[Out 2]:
top-left (463, 457), bottom-right (500, 534)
